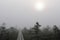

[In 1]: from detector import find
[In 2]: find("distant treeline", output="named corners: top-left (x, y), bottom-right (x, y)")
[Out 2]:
top-left (0, 22), bottom-right (60, 40)
top-left (22, 22), bottom-right (60, 40)
top-left (0, 24), bottom-right (18, 40)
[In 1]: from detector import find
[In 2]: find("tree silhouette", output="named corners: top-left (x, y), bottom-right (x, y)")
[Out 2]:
top-left (53, 25), bottom-right (60, 40)
top-left (32, 22), bottom-right (41, 40)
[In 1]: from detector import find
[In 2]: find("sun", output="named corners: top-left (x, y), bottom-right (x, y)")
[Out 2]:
top-left (34, 2), bottom-right (45, 11)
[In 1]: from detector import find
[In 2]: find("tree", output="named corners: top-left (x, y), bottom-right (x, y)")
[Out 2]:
top-left (8, 27), bottom-right (18, 40)
top-left (32, 22), bottom-right (41, 40)
top-left (0, 26), bottom-right (8, 40)
top-left (53, 25), bottom-right (60, 40)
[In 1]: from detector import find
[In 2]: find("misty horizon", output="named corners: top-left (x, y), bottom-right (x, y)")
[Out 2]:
top-left (0, 0), bottom-right (60, 28)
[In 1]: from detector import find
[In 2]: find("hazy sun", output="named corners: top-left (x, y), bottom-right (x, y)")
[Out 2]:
top-left (34, 2), bottom-right (45, 11)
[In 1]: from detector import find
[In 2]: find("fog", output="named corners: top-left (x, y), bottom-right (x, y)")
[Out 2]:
top-left (0, 0), bottom-right (60, 28)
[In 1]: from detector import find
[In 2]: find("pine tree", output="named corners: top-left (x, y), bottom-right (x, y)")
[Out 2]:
top-left (32, 22), bottom-right (41, 40)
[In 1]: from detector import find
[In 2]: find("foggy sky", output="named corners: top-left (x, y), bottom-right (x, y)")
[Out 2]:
top-left (0, 0), bottom-right (60, 28)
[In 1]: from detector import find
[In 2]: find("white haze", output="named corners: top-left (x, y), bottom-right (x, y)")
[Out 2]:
top-left (0, 0), bottom-right (60, 28)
